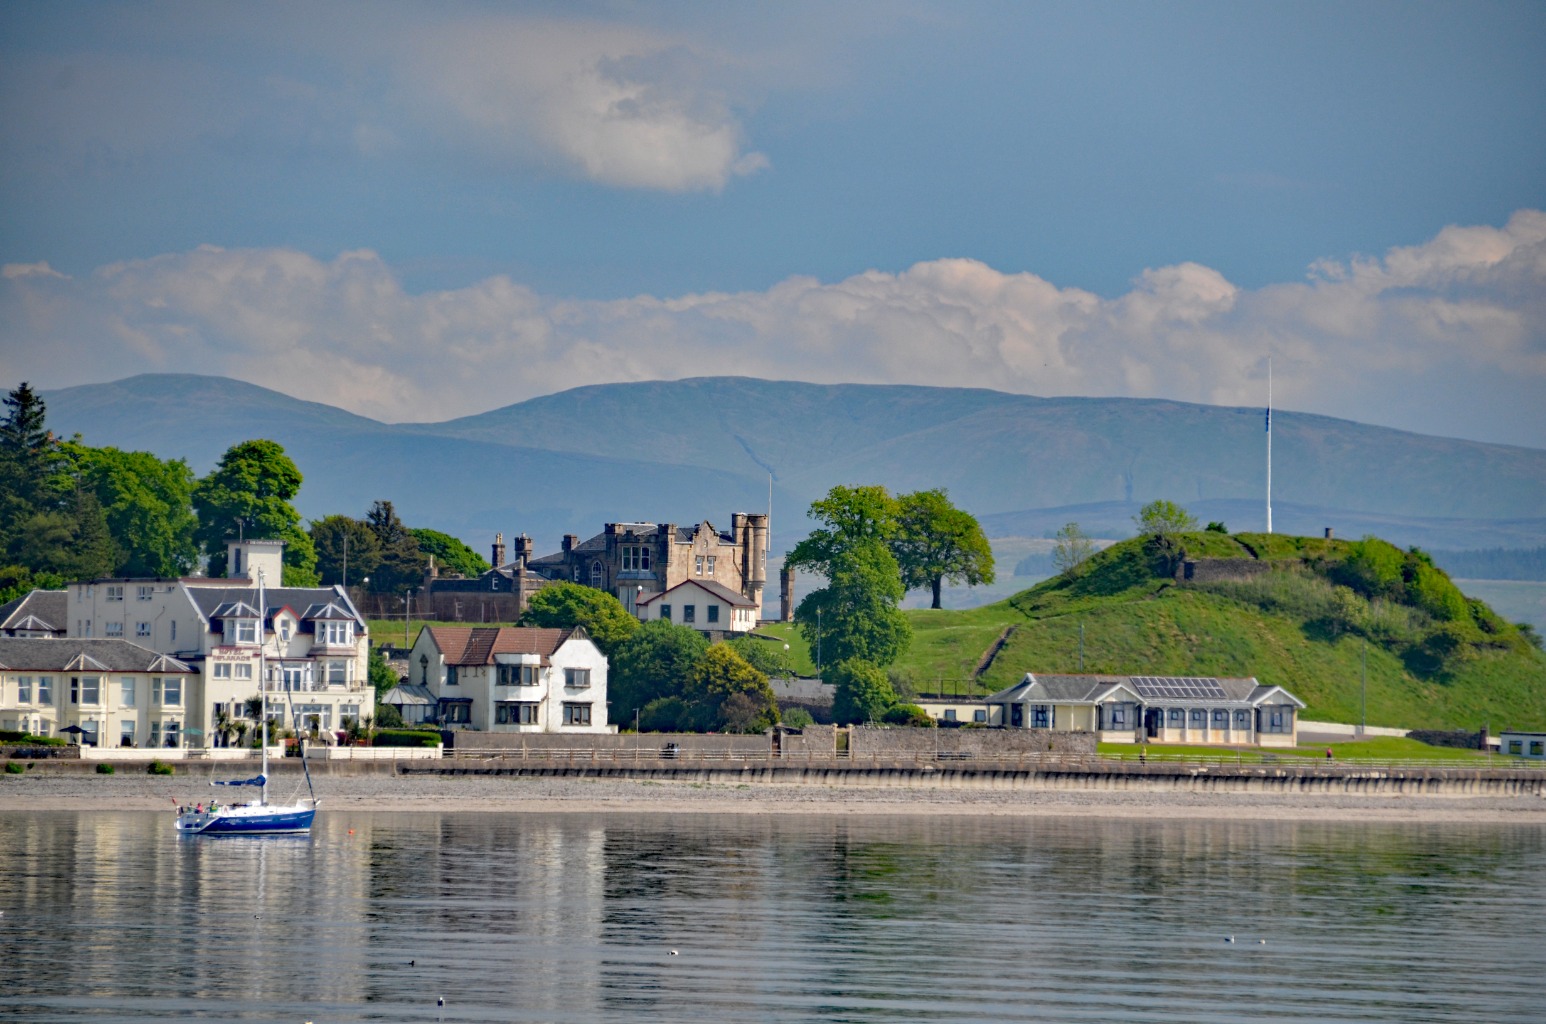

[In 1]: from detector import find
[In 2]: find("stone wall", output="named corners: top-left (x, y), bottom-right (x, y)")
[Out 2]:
top-left (443, 730), bottom-right (768, 757)
top-left (1175, 558), bottom-right (1270, 584)
top-left (850, 726), bottom-right (1095, 757)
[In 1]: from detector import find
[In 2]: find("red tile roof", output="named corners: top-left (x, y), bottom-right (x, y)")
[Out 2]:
top-left (425, 626), bottom-right (577, 666)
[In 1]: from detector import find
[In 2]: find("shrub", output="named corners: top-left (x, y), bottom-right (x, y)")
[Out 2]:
top-left (781, 708), bottom-right (815, 729)
top-left (147, 760), bottom-right (175, 776)
top-left (829, 658), bottom-right (897, 725)
top-left (638, 696), bottom-right (688, 733)
top-left (0, 731), bottom-right (66, 746)
top-left (95, 762), bottom-right (115, 775)
top-left (372, 728), bottom-right (442, 748)
top-left (5, 761), bottom-right (24, 774)
top-left (881, 703), bottom-right (935, 727)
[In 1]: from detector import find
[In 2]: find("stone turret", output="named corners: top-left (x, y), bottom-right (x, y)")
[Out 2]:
top-left (491, 533), bottom-right (506, 569)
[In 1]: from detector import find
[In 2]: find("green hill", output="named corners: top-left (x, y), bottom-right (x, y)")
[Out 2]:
top-left (890, 532), bottom-right (1546, 731)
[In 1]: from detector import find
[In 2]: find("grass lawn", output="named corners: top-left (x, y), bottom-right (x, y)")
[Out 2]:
top-left (366, 618), bottom-right (517, 649)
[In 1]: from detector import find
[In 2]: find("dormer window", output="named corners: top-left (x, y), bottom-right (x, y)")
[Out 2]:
top-left (233, 619), bottom-right (258, 645)
top-left (278, 618), bottom-right (293, 642)
top-left (320, 620), bottom-right (353, 646)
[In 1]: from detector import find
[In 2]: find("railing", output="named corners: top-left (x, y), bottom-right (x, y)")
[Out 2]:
top-left (437, 746), bottom-right (1546, 773)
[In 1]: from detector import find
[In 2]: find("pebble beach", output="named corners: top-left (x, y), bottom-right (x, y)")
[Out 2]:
top-left (4, 769), bottom-right (1545, 823)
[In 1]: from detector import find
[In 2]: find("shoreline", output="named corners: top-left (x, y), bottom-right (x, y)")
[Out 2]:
top-left (4, 773), bottom-right (1545, 823)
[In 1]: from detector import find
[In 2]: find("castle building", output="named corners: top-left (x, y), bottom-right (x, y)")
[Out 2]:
top-left (420, 513), bottom-right (771, 624)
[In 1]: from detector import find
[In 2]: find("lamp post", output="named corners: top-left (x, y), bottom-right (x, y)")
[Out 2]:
top-left (404, 587), bottom-right (416, 647)
top-left (784, 643), bottom-right (791, 681)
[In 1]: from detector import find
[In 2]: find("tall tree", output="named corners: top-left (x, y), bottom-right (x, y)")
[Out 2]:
top-left (518, 582), bottom-right (639, 656)
top-left (193, 439), bottom-right (317, 585)
top-left (785, 484), bottom-right (898, 576)
top-left (363, 500), bottom-right (427, 594)
top-left (66, 443), bottom-right (198, 577)
top-left (1051, 521), bottom-right (1096, 578)
top-left (795, 539), bottom-right (912, 668)
top-left (609, 619), bottom-right (711, 726)
top-left (684, 644), bottom-right (778, 733)
top-left (411, 528), bottom-right (490, 579)
top-left (828, 658), bottom-right (897, 725)
top-left (891, 489), bottom-right (995, 608)
top-left (310, 515), bottom-right (382, 588)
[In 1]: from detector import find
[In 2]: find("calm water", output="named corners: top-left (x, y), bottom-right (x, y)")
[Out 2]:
top-left (1, 811), bottom-right (1543, 1023)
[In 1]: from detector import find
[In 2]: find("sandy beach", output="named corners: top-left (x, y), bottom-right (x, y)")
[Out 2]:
top-left (3, 771), bottom-right (1545, 823)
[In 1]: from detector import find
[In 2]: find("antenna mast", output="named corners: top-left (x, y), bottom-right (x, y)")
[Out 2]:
top-left (1266, 355), bottom-right (1273, 535)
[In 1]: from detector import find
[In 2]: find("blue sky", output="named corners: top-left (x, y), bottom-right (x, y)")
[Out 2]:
top-left (2, 1), bottom-right (1544, 447)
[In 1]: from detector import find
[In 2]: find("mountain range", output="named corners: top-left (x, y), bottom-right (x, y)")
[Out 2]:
top-left (39, 374), bottom-right (1546, 557)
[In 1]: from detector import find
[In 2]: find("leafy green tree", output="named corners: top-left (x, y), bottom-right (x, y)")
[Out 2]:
top-left (310, 515), bottom-right (382, 588)
top-left (891, 489), bottom-right (995, 609)
top-left (639, 695), bottom-right (689, 732)
top-left (829, 658), bottom-right (897, 725)
top-left (684, 644), bottom-right (778, 733)
top-left (411, 528), bottom-right (490, 579)
top-left (1133, 499), bottom-right (1198, 539)
top-left (609, 619), bottom-right (711, 725)
top-left (1404, 553), bottom-right (1468, 622)
top-left (785, 484), bottom-right (899, 577)
top-left (193, 440), bottom-right (317, 585)
top-left (1052, 521), bottom-right (1096, 578)
top-left (518, 581), bottom-right (639, 656)
top-left (726, 633), bottom-right (787, 676)
top-left (368, 647), bottom-right (400, 699)
top-left (1334, 537), bottom-right (1406, 600)
top-left (796, 539), bottom-right (912, 668)
top-left (363, 500), bottom-right (426, 594)
top-left (65, 443), bottom-right (198, 577)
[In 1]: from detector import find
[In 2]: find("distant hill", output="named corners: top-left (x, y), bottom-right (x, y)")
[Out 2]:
top-left (40, 374), bottom-right (1546, 556)
top-left (899, 532), bottom-right (1546, 731)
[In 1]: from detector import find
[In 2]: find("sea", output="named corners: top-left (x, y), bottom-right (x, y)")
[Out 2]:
top-left (1, 810), bottom-right (1543, 1023)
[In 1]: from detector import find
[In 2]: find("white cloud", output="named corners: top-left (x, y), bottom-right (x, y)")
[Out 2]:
top-left (2, 213), bottom-right (1543, 447)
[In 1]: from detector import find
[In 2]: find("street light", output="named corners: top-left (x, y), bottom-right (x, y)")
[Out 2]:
top-left (783, 643), bottom-right (791, 680)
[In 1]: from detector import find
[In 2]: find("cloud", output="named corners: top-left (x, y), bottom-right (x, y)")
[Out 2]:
top-left (2, 213), bottom-right (1543, 447)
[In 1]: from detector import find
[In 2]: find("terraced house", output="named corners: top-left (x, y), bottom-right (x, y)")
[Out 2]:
top-left (55, 539), bottom-right (372, 748)
top-left (0, 637), bottom-right (196, 747)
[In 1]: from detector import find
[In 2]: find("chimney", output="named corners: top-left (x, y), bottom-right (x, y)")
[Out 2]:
top-left (491, 532), bottom-right (506, 568)
top-left (1324, 527), bottom-right (1334, 539)
top-left (563, 534), bottom-right (578, 553)
top-left (780, 566), bottom-right (795, 622)
top-left (514, 534), bottom-right (532, 569)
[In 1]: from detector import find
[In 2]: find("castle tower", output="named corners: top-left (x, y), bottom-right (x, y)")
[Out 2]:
top-left (491, 532), bottom-right (506, 569)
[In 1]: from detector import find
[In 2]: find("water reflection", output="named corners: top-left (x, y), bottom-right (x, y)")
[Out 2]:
top-left (0, 812), bottom-right (1542, 1023)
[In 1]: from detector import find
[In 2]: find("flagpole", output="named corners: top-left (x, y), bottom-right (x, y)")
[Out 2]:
top-left (1266, 356), bottom-right (1273, 535)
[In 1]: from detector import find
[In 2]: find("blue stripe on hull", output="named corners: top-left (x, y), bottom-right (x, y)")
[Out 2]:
top-left (185, 809), bottom-right (315, 836)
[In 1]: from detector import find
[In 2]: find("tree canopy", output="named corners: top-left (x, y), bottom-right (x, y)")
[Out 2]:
top-left (683, 644), bottom-right (778, 733)
top-left (608, 619), bottom-right (711, 725)
top-left (412, 528), bottom-right (490, 579)
top-left (1133, 499), bottom-right (1198, 539)
top-left (1051, 521), bottom-right (1095, 578)
top-left (518, 581), bottom-right (639, 656)
top-left (310, 515), bottom-right (382, 588)
top-left (828, 658), bottom-right (897, 725)
top-left (795, 538), bottom-right (912, 668)
top-left (892, 488), bottom-right (995, 608)
top-left (785, 484), bottom-right (898, 577)
top-left (66, 443), bottom-right (198, 577)
top-left (364, 500), bottom-right (427, 594)
top-left (193, 439), bottom-right (317, 584)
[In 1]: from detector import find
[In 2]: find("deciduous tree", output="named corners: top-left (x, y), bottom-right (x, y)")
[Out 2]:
top-left (828, 658), bottom-right (897, 725)
top-left (609, 619), bottom-right (710, 725)
top-left (795, 539), bottom-right (911, 668)
top-left (310, 515), bottom-right (382, 588)
top-left (891, 488), bottom-right (995, 608)
top-left (411, 528), bottom-right (490, 579)
top-left (193, 440), bottom-right (317, 584)
top-left (1051, 522), bottom-right (1096, 578)
top-left (66, 443), bottom-right (198, 577)
top-left (684, 644), bottom-right (778, 733)
top-left (518, 581), bottom-right (639, 656)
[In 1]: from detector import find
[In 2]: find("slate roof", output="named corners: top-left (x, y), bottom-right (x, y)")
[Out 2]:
top-left (0, 637), bottom-right (195, 673)
top-left (987, 673), bottom-right (1302, 709)
top-left (424, 626), bottom-right (580, 666)
top-left (637, 578), bottom-right (756, 608)
top-left (187, 586), bottom-right (365, 628)
top-left (0, 590), bottom-right (67, 635)
top-left (380, 683), bottom-right (436, 707)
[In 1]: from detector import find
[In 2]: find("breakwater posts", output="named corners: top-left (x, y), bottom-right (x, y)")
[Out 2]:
top-left (396, 759), bottom-right (1546, 797)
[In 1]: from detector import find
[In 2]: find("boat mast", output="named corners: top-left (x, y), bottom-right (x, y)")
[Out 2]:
top-left (1266, 355), bottom-right (1273, 535)
top-left (258, 567), bottom-right (268, 807)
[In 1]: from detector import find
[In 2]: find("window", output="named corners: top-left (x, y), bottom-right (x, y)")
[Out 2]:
top-left (281, 667), bottom-right (306, 692)
top-left (683, 605), bottom-right (696, 623)
top-left (214, 663), bottom-right (232, 680)
top-left (279, 619), bottom-right (292, 642)
top-left (1531, 741), bottom-right (1543, 756)
top-left (1031, 705), bottom-right (1050, 728)
top-left (944, 709), bottom-right (957, 722)
top-left (234, 619), bottom-right (258, 644)
top-left (974, 709), bottom-right (987, 723)
top-left (105, 622), bottom-right (124, 638)
top-left (1010, 704), bottom-right (1024, 727)
top-left (1190, 709), bottom-right (1204, 723)
top-left (705, 555), bottom-right (715, 574)
top-left (71, 676), bottom-right (101, 706)
top-left (170, 620), bottom-right (176, 642)
top-left (37, 676), bottom-right (52, 705)
top-left (590, 561), bottom-right (604, 587)
top-left (149, 721), bottom-right (161, 747)
top-left (496, 702), bottom-right (540, 725)
top-left (442, 702), bottom-right (471, 724)
top-left (419, 654), bottom-right (429, 685)
top-left (136, 621), bottom-right (151, 639)
top-left (81, 619), bottom-right (92, 637)
top-left (659, 604), bottom-right (671, 621)
top-left (18, 676), bottom-right (33, 703)
top-left (1167, 708), bottom-right (1183, 724)
top-left (622, 545), bottom-right (651, 572)
top-left (562, 702), bottom-right (592, 726)
top-left (293, 704), bottom-right (333, 731)
top-left (106, 585), bottom-right (123, 602)
top-left (1235, 710), bottom-right (1250, 726)
top-left (119, 721), bottom-right (135, 747)
top-left (154, 677), bottom-right (182, 707)
top-left (694, 555), bottom-right (704, 575)
top-left (499, 664), bottom-right (539, 686)
top-left (121, 677), bottom-right (137, 707)
top-left (1213, 710), bottom-right (1227, 726)
top-left (565, 668), bottom-right (591, 689)
top-left (234, 663), bottom-right (252, 680)
top-left (137, 585), bottom-right (153, 601)
top-left (446, 665), bottom-right (459, 686)
top-left (707, 606), bottom-right (720, 624)
top-left (1110, 706), bottom-right (1127, 727)
top-left (321, 621), bottom-right (353, 646)
top-left (1508, 740), bottom-right (1522, 755)
top-left (324, 660), bottom-right (348, 686)
top-left (1269, 709), bottom-right (1285, 731)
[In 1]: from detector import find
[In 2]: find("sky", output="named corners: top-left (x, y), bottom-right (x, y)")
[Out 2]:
top-left (1, 0), bottom-right (1543, 447)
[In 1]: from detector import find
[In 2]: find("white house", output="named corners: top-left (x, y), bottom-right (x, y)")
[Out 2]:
top-left (57, 539), bottom-right (372, 747)
top-left (635, 578), bottom-right (758, 634)
top-left (987, 673), bottom-right (1306, 747)
top-left (1500, 731), bottom-right (1546, 759)
top-left (0, 637), bottom-right (197, 747)
top-left (409, 625), bottom-right (612, 734)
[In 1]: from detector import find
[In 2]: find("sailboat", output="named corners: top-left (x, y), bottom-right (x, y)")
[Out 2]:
top-left (175, 569), bottom-right (317, 836)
